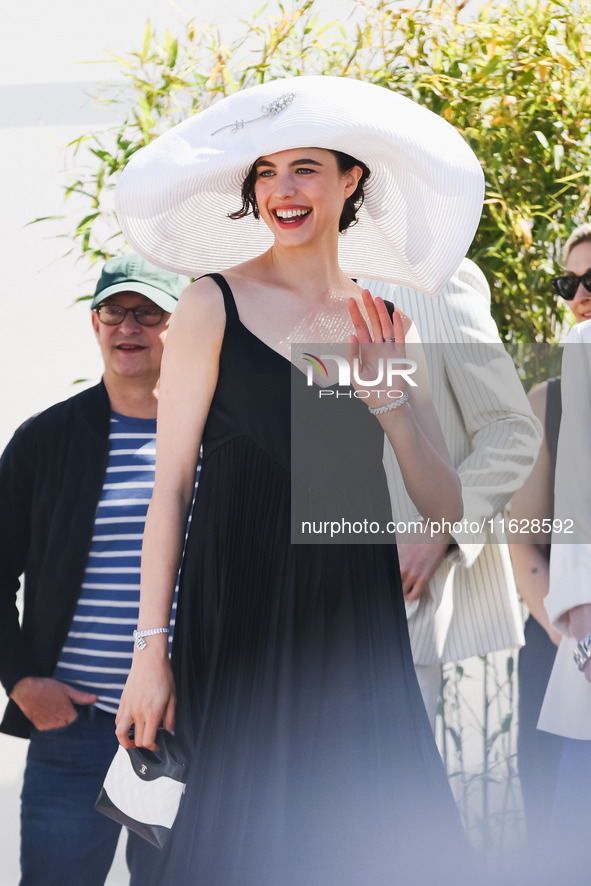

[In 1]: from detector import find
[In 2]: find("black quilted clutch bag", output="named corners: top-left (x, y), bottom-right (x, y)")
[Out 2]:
top-left (95, 728), bottom-right (186, 848)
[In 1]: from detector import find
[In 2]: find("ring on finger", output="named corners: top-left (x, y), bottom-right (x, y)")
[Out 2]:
top-left (384, 336), bottom-right (396, 342)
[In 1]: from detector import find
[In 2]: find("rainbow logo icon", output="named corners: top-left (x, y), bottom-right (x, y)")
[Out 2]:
top-left (301, 353), bottom-right (329, 377)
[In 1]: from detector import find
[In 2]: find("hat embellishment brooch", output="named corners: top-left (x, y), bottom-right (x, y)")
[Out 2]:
top-left (211, 92), bottom-right (296, 136)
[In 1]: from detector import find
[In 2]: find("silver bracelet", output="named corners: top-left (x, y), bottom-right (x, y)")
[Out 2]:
top-left (133, 627), bottom-right (170, 650)
top-left (367, 391), bottom-right (409, 415)
top-left (573, 630), bottom-right (591, 671)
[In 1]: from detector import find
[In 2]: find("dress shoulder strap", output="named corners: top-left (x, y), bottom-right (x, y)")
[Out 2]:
top-left (200, 273), bottom-right (240, 324)
top-left (545, 375), bottom-right (562, 487)
top-left (543, 375), bottom-right (562, 523)
top-left (384, 300), bottom-right (395, 322)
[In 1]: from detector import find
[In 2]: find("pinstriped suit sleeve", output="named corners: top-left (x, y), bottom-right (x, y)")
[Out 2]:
top-left (434, 262), bottom-right (543, 565)
top-left (360, 261), bottom-right (542, 567)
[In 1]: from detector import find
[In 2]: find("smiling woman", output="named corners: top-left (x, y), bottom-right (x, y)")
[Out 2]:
top-left (229, 149), bottom-right (371, 233)
top-left (113, 75), bottom-right (484, 886)
top-left (250, 149), bottom-right (362, 251)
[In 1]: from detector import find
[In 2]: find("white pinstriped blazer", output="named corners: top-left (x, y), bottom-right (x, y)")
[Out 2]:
top-left (359, 259), bottom-right (542, 664)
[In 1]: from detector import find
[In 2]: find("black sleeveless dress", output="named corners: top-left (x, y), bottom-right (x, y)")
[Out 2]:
top-left (155, 274), bottom-right (471, 886)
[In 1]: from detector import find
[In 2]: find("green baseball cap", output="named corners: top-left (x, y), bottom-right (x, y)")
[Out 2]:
top-left (91, 253), bottom-right (191, 312)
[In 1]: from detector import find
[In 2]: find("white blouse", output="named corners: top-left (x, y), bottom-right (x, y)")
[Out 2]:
top-left (539, 320), bottom-right (591, 739)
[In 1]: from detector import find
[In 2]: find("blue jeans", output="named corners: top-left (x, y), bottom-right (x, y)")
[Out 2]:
top-left (19, 707), bottom-right (162, 886)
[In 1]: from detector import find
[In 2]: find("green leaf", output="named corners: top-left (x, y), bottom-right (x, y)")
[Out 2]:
top-left (75, 213), bottom-right (100, 235)
top-left (477, 55), bottom-right (501, 78)
top-left (545, 33), bottom-right (570, 60)
top-left (25, 215), bottom-right (65, 226)
top-left (447, 727), bottom-right (462, 753)
top-left (534, 130), bottom-right (549, 150)
top-left (555, 170), bottom-right (588, 184)
top-left (142, 20), bottom-right (152, 60)
top-left (506, 655), bottom-right (514, 681)
top-left (165, 29), bottom-right (178, 68)
top-left (89, 148), bottom-right (113, 163)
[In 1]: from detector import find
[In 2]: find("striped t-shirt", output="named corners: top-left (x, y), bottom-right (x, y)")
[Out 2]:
top-left (53, 412), bottom-right (197, 713)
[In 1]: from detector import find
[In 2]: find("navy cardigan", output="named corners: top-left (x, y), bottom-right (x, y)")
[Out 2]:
top-left (0, 382), bottom-right (111, 738)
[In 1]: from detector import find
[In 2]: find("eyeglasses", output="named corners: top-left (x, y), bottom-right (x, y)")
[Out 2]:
top-left (94, 304), bottom-right (166, 326)
top-left (551, 270), bottom-right (591, 301)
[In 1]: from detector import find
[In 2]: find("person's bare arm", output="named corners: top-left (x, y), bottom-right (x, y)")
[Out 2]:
top-left (508, 382), bottom-right (561, 645)
top-left (349, 292), bottom-right (462, 527)
top-left (116, 277), bottom-right (226, 750)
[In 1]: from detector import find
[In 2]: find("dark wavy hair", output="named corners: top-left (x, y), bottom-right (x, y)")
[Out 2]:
top-left (228, 150), bottom-right (371, 233)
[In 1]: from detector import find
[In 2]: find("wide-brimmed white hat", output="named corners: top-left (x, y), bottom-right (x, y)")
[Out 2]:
top-left (115, 75), bottom-right (484, 296)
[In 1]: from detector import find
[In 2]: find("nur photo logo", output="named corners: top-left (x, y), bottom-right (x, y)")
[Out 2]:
top-left (301, 352), bottom-right (418, 400)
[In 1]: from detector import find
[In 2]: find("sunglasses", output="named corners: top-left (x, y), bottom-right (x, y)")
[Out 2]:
top-left (94, 304), bottom-right (165, 326)
top-left (551, 270), bottom-right (591, 301)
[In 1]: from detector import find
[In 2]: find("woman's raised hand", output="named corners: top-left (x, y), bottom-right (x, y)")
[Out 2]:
top-left (347, 290), bottom-right (407, 410)
top-left (115, 651), bottom-right (176, 750)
